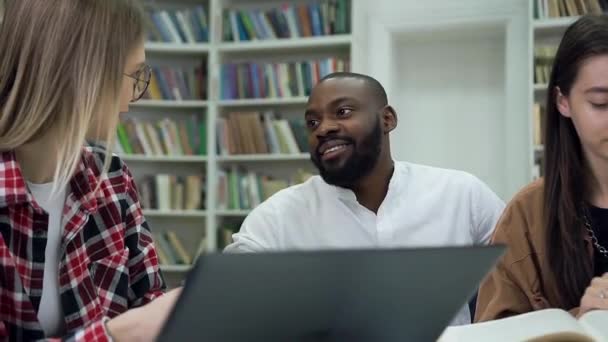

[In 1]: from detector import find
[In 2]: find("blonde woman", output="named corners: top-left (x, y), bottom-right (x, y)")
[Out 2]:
top-left (0, 0), bottom-right (179, 340)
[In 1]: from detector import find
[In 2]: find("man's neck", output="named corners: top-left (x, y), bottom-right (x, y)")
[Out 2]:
top-left (15, 134), bottom-right (60, 184)
top-left (585, 148), bottom-right (608, 208)
top-left (351, 158), bottom-right (395, 213)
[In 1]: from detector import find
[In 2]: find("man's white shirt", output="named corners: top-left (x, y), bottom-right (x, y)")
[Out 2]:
top-left (225, 161), bottom-right (505, 325)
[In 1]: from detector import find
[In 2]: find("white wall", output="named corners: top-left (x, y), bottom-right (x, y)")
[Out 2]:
top-left (391, 26), bottom-right (507, 196)
top-left (352, 0), bottom-right (531, 200)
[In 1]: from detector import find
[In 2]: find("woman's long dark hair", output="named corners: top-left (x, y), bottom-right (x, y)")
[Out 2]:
top-left (544, 15), bottom-right (608, 309)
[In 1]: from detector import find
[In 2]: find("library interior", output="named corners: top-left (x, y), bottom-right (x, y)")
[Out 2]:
top-left (1, 0), bottom-right (608, 341)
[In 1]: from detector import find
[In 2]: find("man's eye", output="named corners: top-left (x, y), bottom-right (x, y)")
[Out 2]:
top-left (306, 119), bottom-right (320, 129)
top-left (337, 108), bottom-right (353, 116)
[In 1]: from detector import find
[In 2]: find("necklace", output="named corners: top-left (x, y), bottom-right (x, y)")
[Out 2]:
top-left (582, 210), bottom-right (608, 259)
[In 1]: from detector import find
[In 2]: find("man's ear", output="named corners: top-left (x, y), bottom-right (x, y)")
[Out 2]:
top-left (556, 86), bottom-right (572, 118)
top-left (381, 105), bottom-right (397, 133)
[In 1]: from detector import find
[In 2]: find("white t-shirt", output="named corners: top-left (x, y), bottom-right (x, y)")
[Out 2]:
top-left (225, 161), bottom-right (505, 325)
top-left (27, 181), bottom-right (67, 337)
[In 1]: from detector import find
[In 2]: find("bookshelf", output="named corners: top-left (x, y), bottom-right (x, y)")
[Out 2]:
top-left (132, 99), bottom-right (209, 108)
top-left (143, 209), bottom-right (208, 218)
top-left (529, 0), bottom-right (606, 179)
top-left (218, 97), bottom-right (308, 106)
top-left (121, 0), bottom-right (352, 286)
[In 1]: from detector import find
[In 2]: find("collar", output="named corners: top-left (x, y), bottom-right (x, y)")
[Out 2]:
top-left (323, 161), bottom-right (405, 203)
top-left (0, 149), bottom-right (101, 213)
top-left (0, 151), bottom-right (30, 207)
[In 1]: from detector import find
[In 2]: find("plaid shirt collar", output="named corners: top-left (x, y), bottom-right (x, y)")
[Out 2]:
top-left (0, 150), bottom-right (101, 213)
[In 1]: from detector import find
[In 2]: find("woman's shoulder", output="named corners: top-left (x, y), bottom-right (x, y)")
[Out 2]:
top-left (493, 179), bottom-right (546, 258)
top-left (510, 179), bottom-right (544, 209)
top-left (81, 143), bottom-right (135, 196)
top-left (83, 143), bottom-right (129, 175)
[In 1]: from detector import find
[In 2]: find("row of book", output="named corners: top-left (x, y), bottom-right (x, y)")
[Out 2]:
top-left (217, 168), bottom-right (313, 210)
top-left (115, 117), bottom-right (207, 156)
top-left (222, 0), bottom-right (350, 42)
top-left (220, 58), bottom-right (349, 100)
top-left (533, 103), bottom-right (546, 146)
top-left (153, 231), bottom-right (194, 265)
top-left (534, 46), bottom-right (557, 85)
top-left (145, 6), bottom-right (209, 43)
top-left (216, 112), bottom-right (308, 155)
top-left (535, 0), bottom-right (606, 19)
top-left (138, 174), bottom-right (206, 211)
top-left (144, 65), bottom-right (207, 101)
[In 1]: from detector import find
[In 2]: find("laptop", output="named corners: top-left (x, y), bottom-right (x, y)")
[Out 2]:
top-left (158, 246), bottom-right (504, 342)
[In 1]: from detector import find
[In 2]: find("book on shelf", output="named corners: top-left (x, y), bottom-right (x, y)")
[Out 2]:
top-left (535, 0), bottom-right (607, 19)
top-left (218, 225), bottom-right (239, 249)
top-left (217, 167), bottom-right (313, 211)
top-left (533, 103), bottom-right (545, 146)
top-left (144, 65), bottom-right (207, 101)
top-left (216, 111), bottom-right (308, 155)
top-left (439, 308), bottom-right (608, 342)
top-left (138, 174), bottom-right (206, 211)
top-left (534, 45), bottom-right (557, 85)
top-left (533, 154), bottom-right (545, 179)
top-left (220, 57), bottom-right (349, 100)
top-left (145, 5), bottom-right (209, 43)
top-left (152, 231), bottom-right (193, 266)
top-left (115, 116), bottom-right (206, 156)
top-left (222, 0), bottom-right (351, 42)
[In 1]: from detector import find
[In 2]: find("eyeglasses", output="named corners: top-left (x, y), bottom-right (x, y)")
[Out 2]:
top-left (124, 64), bottom-right (152, 102)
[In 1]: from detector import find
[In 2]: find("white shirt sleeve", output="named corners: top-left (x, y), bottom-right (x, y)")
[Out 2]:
top-left (469, 176), bottom-right (505, 245)
top-left (223, 201), bottom-right (282, 253)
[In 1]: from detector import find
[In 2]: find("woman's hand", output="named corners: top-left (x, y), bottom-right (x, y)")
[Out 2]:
top-left (578, 273), bottom-right (608, 317)
top-left (106, 287), bottom-right (182, 342)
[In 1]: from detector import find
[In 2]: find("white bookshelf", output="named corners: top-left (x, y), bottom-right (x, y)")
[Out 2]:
top-left (143, 209), bottom-right (208, 218)
top-left (121, 155), bottom-right (208, 162)
top-left (145, 42), bottom-right (211, 54)
top-left (533, 83), bottom-right (548, 92)
top-left (215, 209), bottom-right (251, 217)
top-left (160, 264), bottom-right (193, 272)
top-left (123, 0), bottom-right (351, 279)
top-left (131, 100), bottom-right (209, 109)
top-left (217, 97), bottom-right (309, 107)
top-left (532, 16), bottom-right (580, 32)
top-left (217, 34), bottom-right (352, 52)
top-left (216, 153), bottom-right (309, 162)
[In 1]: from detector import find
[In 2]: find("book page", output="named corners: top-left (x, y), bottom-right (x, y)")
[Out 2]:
top-left (438, 309), bottom-right (591, 342)
top-left (579, 310), bottom-right (608, 342)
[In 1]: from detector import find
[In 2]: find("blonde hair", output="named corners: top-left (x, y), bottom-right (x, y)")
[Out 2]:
top-left (0, 0), bottom-right (144, 193)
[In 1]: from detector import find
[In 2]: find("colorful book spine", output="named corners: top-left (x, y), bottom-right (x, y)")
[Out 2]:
top-left (216, 168), bottom-right (313, 210)
top-left (138, 173), bottom-right (205, 211)
top-left (146, 6), bottom-right (209, 43)
top-left (117, 116), bottom-right (206, 156)
top-left (221, 58), bottom-right (349, 100)
top-left (216, 111), bottom-right (309, 156)
top-left (142, 64), bottom-right (207, 101)
top-left (222, 0), bottom-right (351, 42)
top-left (152, 231), bottom-right (194, 266)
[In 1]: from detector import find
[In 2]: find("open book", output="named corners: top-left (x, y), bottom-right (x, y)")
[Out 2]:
top-left (438, 309), bottom-right (608, 342)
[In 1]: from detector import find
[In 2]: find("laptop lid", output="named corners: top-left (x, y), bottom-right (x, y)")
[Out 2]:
top-left (158, 246), bottom-right (504, 342)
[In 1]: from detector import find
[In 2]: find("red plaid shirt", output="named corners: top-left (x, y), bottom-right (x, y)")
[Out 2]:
top-left (0, 145), bottom-right (165, 341)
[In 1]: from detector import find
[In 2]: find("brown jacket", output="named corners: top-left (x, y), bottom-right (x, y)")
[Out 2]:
top-left (475, 180), bottom-right (594, 322)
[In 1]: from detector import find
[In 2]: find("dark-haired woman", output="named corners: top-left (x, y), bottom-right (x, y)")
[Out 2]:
top-left (476, 15), bottom-right (608, 321)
